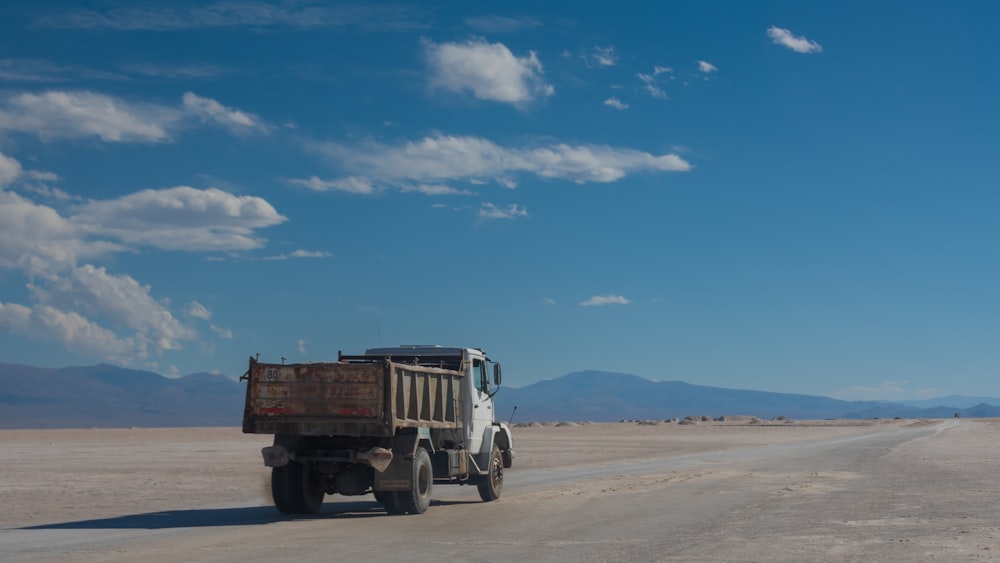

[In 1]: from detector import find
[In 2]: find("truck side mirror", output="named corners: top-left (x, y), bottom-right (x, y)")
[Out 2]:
top-left (493, 363), bottom-right (502, 386)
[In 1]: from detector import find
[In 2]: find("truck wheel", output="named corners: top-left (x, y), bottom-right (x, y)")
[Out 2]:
top-left (477, 445), bottom-right (503, 502)
top-left (375, 490), bottom-right (404, 515)
top-left (398, 447), bottom-right (432, 515)
top-left (272, 460), bottom-right (324, 514)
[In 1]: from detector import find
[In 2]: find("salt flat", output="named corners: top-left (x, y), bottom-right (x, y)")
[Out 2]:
top-left (2, 419), bottom-right (997, 561)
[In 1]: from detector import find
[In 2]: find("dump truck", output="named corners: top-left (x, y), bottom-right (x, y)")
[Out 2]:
top-left (241, 345), bottom-right (514, 515)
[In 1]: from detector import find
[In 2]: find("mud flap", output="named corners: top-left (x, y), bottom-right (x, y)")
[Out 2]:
top-left (374, 431), bottom-right (420, 491)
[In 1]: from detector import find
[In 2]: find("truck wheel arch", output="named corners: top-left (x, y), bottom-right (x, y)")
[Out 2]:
top-left (485, 424), bottom-right (514, 468)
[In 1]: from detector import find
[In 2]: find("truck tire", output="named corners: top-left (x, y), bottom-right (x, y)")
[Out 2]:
top-left (271, 459), bottom-right (324, 515)
top-left (375, 490), bottom-right (404, 515)
top-left (397, 447), bottom-right (432, 515)
top-left (477, 445), bottom-right (504, 502)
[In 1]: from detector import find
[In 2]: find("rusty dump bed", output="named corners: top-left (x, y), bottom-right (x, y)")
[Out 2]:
top-left (242, 358), bottom-right (465, 437)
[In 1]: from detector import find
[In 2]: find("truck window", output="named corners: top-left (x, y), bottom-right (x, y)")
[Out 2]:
top-left (473, 359), bottom-right (486, 391)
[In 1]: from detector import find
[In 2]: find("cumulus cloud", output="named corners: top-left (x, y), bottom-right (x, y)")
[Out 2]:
top-left (72, 186), bottom-right (287, 251)
top-left (29, 265), bottom-right (197, 353)
top-left (0, 188), bottom-right (118, 274)
top-left (580, 294), bottom-right (631, 307)
top-left (301, 134), bottom-right (691, 193)
top-left (698, 60), bottom-right (718, 73)
top-left (424, 38), bottom-right (554, 104)
top-left (0, 90), bottom-right (266, 143)
top-left (479, 203), bottom-right (528, 220)
top-left (767, 27), bottom-right (823, 54)
top-left (0, 265), bottom-right (201, 363)
top-left (0, 90), bottom-right (175, 142)
top-left (0, 150), bottom-right (286, 365)
top-left (604, 97), bottom-right (628, 110)
top-left (0, 301), bottom-right (145, 362)
top-left (0, 150), bottom-right (22, 187)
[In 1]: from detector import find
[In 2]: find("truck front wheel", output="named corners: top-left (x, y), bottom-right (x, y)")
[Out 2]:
top-left (477, 445), bottom-right (503, 502)
top-left (272, 459), bottom-right (324, 514)
top-left (397, 447), bottom-right (432, 515)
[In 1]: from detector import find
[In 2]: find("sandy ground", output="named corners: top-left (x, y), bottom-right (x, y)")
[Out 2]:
top-left (1, 418), bottom-right (998, 561)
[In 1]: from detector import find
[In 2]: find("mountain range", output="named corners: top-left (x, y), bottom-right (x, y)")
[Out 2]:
top-left (1, 363), bottom-right (998, 429)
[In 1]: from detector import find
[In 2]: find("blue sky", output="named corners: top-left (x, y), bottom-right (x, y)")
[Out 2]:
top-left (1, 1), bottom-right (998, 401)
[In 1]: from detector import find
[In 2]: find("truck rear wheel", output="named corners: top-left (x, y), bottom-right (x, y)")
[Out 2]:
top-left (477, 445), bottom-right (503, 502)
top-left (375, 490), bottom-right (404, 515)
top-left (397, 447), bottom-right (432, 515)
top-left (272, 460), bottom-right (324, 515)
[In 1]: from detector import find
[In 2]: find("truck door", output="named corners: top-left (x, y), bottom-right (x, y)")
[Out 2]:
top-left (467, 356), bottom-right (494, 454)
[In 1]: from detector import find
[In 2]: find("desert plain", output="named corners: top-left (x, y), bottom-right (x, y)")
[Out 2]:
top-left (2, 418), bottom-right (999, 561)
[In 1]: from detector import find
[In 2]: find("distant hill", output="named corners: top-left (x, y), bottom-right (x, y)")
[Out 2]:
top-left (0, 363), bottom-right (244, 428)
top-left (1, 364), bottom-right (998, 429)
top-left (492, 370), bottom-right (1000, 423)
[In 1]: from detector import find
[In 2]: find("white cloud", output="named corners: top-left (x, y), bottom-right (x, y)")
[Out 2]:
top-left (1, 174), bottom-right (284, 274)
top-left (0, 90), bottom-right (267, 143)
top-left (304, 134), bottom-right (691, 192)
top-left (290, 249), bottom-right (332, 258)
top-left (290, 175), bottom-right (375, 194)
top-left (541, 297), bottom-right (556, 305)
top-left (35, 2), bottom-right (429, 32)
top-left (767, 27), bottom-right (823, 54)
top-left (698, 60), bottom-right (718, 73)
top-left (653, 66), bottom-right (672, 76)
top-left (400, 183), bottom-right (472, 196)
top-left (604, 97), bottom-right (628, 110)
top-left (0, 187), bottom-right (119, 274)
top-left (479, 203), bottom-right (528, 220)
top-left (0, 152), bottom-right (285, 365)
top-left (0, 150), bottom-right (22, 187)
top-left (29, 265), bottom-right (196, 353)
top-left (72, 186), bottom-right (287, 251)
top-left (182, 91), bottom-right (264, 133)
top-left (638, 72), bottom-right (668, 99)
top-left (211, 324), bottom-right (233, 339)
top-left (580, 294), bottom-right (631, 307)
top-left (185, 301), bottom-right (212, 320)
top-left (424, 38), bottom-right (554, 104)
top-left (589, 46), bottom-right (618, 67)
top-left (261, 249), bottom-right (333, 261)
top-left (0, 301), bottom-right (145, 363)
top-left (0, 263), bottom-right (203, 364)
top-left (298, 338), bottom-right (307, 355)
top-left (0, 91), bottom-right (175, 142)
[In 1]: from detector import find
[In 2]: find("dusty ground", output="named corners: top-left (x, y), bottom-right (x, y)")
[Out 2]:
top-left (2, 418), bottom-right (998, 561)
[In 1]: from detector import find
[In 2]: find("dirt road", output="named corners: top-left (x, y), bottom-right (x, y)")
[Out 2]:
top-left (2, 419), bottom-right (998, 561)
